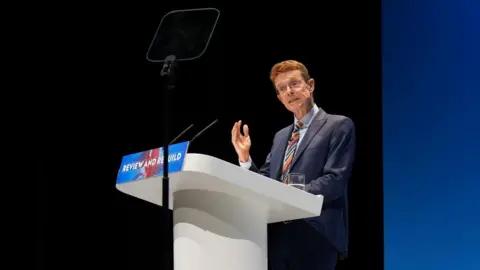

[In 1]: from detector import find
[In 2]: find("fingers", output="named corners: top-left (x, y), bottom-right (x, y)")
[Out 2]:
top-left (231, 120), bottom-right (241, 142)
top-left (231, 120), bottom-right (249, 142)
top-left (243, 124), bottom-right (249, 137)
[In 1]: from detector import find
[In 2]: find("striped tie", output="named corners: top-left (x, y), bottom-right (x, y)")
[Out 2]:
top-left (281, 121), bottom-right (303, 183)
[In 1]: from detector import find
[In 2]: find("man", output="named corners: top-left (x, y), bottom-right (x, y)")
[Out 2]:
top-left (231, 60), bottom-right (356, 270)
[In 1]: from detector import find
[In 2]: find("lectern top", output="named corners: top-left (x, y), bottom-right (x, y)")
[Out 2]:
top-left (116, 153), bottom-right (323, 223)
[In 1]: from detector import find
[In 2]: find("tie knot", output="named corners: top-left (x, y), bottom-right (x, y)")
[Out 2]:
top-left (295, 121), bottom-right (304, 130)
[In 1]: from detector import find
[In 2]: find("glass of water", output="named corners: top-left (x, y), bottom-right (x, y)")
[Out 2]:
top-left (285, 173), bottom-right (305, 190)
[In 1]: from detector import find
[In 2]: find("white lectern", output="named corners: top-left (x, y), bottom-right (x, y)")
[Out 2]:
top-left (116, 153), bottom-right (323, 270)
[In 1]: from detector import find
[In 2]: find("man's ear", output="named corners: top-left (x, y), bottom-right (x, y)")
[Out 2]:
top-left (308, 78), bottom-right (315, 92)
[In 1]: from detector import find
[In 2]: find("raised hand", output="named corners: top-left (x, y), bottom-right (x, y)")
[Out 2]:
top-left (231, 120), bottom-right (251, 162)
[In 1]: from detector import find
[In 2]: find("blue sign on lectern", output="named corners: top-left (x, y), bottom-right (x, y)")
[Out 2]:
top-left (116, 141), bottom-right (189, 184)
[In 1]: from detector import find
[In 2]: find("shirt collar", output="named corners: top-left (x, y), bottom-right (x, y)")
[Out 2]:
top-left (294, 103), bottom-right (319, 128)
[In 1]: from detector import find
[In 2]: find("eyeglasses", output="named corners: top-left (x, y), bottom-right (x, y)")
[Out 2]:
top-left (276, 79), bottom-right (304, 94)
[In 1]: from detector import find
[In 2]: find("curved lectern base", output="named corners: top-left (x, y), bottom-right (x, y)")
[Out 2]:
top-left (174, 189), bottom-right (268, 270)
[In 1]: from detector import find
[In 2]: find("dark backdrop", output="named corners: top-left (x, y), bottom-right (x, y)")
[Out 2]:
top-left (36, 1), bottom-right (382, 269)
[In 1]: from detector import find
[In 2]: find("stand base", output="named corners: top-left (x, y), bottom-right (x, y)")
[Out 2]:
top-left (173, 189), bottom-right (268, 270)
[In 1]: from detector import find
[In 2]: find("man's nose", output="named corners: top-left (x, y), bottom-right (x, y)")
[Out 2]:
top-left (286, 86), bottom-right (295, 95)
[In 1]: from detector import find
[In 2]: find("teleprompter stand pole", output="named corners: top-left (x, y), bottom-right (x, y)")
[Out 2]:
top-left (160, 54), bottom-right (176, 270)
top-left (161, 54), bottom-right (176, 208)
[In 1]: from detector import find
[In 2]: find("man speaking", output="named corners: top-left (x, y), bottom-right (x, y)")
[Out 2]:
top-left (231, 60), bottom-right (356, 270)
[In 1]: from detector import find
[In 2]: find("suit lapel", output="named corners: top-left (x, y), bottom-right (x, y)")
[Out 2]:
top-left (290, 108), bottom-right (327, 169)
top-left (270, 127), bottom-right (292, 180)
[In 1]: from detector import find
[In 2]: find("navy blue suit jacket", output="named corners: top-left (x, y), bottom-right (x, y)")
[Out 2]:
top-left (249, 107), bottom-right (356, 255)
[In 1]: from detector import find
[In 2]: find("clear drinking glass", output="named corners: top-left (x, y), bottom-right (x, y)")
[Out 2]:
top-left (285, 173), bottom-right (305, 190)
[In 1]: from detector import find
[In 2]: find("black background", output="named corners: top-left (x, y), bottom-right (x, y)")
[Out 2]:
top-left (36, 1), bottom-right (382, 269)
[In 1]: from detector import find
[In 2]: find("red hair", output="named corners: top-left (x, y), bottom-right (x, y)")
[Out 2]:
top-left (270, 60), bottom-right (311, 84)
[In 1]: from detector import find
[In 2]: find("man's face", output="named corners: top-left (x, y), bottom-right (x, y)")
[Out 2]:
top-left (275, 70), bottom-right (314, 113)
